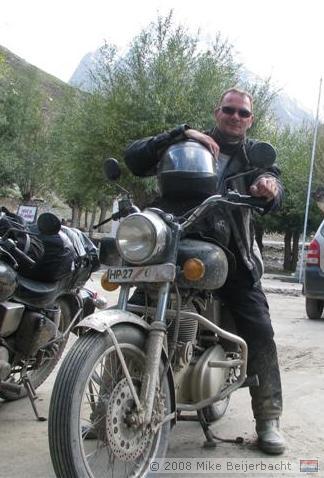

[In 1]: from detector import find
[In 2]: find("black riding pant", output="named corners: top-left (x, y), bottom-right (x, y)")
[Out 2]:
top-left (218, 277), bottom-right (283, 421)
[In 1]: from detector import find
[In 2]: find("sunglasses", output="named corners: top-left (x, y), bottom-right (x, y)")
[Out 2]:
top-left (221, 106), bottom-right (252, 118)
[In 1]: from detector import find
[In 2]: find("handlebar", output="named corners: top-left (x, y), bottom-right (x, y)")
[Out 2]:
top-left (182, 191), bottom-right (269, 231)
top-left (111, 190), bottom-right (270, 233)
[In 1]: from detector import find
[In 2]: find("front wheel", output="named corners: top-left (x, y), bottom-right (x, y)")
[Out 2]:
top-left (48, 325), bottom-right (171, 478)
top-left (306, 297), bottom-right (323, 320)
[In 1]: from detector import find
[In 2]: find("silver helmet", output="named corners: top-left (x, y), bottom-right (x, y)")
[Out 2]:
top-left (157, 140), bottom-right (218, 199)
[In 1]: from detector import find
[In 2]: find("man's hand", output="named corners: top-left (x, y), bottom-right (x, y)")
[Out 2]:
top-left (184, 129), bottom-right (219, 159)
top-left (250, 177), bottom-right (279, 201)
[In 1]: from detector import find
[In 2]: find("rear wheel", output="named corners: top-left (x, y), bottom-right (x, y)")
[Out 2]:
top-left (306, 298), bottom-right (323, 320)
top-left (48, 325), bottom-right (171, 478)
top-left (0, 300), bottom-right (71, 400)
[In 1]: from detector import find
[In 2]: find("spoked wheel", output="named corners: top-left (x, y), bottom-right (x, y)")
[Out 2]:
top-left (0, 300), bottom-right (71, 400)
top-left (49, 325), bottom-right (171, 478)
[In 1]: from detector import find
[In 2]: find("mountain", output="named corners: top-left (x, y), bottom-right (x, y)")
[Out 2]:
top-left (69, 47), bottom-right (314, 128)
top-left (270, 92), bottom-right (313, 128)
top-left (240, 68), bottom-right (313, 128)
top-left (0, 44), bottom-right (76, 104)
top-left (69, 50), bottom-right (100, 92)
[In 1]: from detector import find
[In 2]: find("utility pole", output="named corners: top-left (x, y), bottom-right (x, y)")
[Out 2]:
top-left (299, 77), bottom-right (322, 283)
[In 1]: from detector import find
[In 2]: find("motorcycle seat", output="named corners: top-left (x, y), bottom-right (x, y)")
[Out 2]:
top-left (14, 275), bottom-right (60, 308)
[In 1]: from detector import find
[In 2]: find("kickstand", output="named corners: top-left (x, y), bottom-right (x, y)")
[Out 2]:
top-left (197, 410), bottom-right (244, 449)
top-left (22, 375), bottom-right (46, 422)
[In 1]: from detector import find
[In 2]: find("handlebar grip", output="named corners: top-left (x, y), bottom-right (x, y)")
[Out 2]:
top-left (238, 195), bottom-right (270, 208)
top-left (225, 192), bottom-right (270, 209)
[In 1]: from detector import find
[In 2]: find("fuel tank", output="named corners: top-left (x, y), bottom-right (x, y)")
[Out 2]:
top-left (0, 261), bottom-right (17, 301)
top-left (176, 238), bottom-right (228, 290)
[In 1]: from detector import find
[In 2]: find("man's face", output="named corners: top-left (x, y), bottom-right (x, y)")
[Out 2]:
top-left (215, 92), bottom-right (254, 139)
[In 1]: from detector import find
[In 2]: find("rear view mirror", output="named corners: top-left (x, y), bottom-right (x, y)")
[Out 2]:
top-left (104, 158), bottom-right (121, 181)
top-left (248, 142), bottom-right (276, 168)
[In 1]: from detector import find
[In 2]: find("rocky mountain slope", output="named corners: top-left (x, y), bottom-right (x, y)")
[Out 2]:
top-left (0, 44), bottom-right (76, 103)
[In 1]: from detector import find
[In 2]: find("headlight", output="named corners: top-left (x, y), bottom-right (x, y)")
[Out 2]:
top-left (116, 210), bottom-right (169, 264)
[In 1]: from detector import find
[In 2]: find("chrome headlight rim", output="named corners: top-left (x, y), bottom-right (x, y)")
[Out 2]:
top-left (115, 210), bottom-right (168, 265)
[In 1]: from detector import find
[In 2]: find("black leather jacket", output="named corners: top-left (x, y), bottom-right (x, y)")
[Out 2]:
top-left (125, 125), bottom-right (283, 283)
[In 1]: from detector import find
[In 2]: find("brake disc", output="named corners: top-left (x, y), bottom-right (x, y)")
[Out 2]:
top-left (106, 378), bottom-right (151, 462)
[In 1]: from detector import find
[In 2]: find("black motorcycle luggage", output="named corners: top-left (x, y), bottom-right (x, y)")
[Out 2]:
top-left (0, 207), bottom-right (44, 275)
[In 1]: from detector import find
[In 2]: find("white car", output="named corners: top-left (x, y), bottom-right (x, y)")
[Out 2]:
top-left (303, 220), bottom-right (324, 319)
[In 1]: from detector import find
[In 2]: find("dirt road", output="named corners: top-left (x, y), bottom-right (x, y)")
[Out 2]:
top-left (0, 287), bottom-right (323, 477)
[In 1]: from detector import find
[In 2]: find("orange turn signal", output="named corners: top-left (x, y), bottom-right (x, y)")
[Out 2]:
top-left (101, 272), bottom-right (119, 291)
top-left (183, 258), bottom-right (205, 281)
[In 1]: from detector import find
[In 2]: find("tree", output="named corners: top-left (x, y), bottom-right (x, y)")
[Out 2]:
top-left (256, 124), bottom-right (321, 271)
top-left (74, 12), bottom-right (276, 204)
top-left (49, 89), bottom-right (116, 226)
top-left (0, 64), bottom-right (55, 200)
top-left (49, 12), bottom-right (279, 228)
top-left (314, 124), bottom-right (324, 190)
top-left (50, 12), bottom-right (244, 221)
top-left (0, 56), bottom-right (20, 191)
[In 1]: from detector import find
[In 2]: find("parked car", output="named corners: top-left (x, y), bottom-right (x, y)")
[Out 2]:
top-left (304, 220), bottom-right (324, 319)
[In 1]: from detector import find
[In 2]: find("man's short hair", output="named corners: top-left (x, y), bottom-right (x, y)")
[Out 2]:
top-left (217, 88), bottom-right (253, 111)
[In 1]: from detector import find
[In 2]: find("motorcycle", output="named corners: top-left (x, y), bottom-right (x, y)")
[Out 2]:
top-left (0, 212), bottom-right (105, 420)
top-left (48, 141), bottom-right (275, 477)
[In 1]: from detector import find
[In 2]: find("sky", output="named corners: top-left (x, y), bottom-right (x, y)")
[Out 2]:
top-left (0, 0), bottom-right (323, 115)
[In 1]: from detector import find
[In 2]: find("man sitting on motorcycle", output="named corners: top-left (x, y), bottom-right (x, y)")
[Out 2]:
top-left (124, 87), bottom-right (285, 455)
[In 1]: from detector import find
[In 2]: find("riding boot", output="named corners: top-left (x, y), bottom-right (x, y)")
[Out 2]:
top-left (247, 339), bottom-right (285, 454)
top-left (256, 418), bottom-right (285, 454)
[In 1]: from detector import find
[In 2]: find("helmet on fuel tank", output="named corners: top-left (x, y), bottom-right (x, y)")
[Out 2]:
top-left (156, 140), bottom-right (218, 199)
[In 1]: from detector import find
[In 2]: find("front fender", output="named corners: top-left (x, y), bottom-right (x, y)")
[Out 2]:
top-left (76, 308), bottom-right (176, 426)
top-left (76, 308), bottom-right (150, 333)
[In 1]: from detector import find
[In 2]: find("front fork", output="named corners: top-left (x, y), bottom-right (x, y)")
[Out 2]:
top-left (115, 282), bottom-right (170, 425)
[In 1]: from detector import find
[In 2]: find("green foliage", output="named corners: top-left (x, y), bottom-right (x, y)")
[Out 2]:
top-left (2, 11), bottom-right (317, 242)
top-left (49, 12), bottom-right (244, 207)
top-left (0, 46), bottom-right (80, 201)
top-left (49, 91), bottom-right (112, 208)
top-left (0, 56), bottom-right (60, 200)
top-left (256, 124), bottom-right (322, 235)
top-left (314, 124), bottom-right (324, 189)
top-left (96, 13), bottom-right (240, 133)
top-left (62, 12), bottom-right (276, 206)
top-left (247, 78), bottom-right (278, 137)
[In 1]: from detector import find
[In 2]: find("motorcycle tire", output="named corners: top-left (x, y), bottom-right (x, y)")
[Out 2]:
top-left (305, 297), bottom-right (323, 320)
top-left (0, 299), bottom-right (71, 400)
top-left (201, 396), bottom-right (230, 424)
top-left (48, 325), bottom-right (171, 478)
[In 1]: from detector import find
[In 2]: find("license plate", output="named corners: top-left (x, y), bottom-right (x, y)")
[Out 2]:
top-left (107, 263), bottom-right (176, 283)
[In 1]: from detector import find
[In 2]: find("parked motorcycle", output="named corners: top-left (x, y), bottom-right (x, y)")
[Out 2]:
top-left (0, 212), bottom-right (104, 419)
top-left (48, 141), bottom-right (275, 477)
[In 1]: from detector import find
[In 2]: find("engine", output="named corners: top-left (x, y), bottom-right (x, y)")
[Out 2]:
top-left (14, 309), bottom-right (59, 357)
